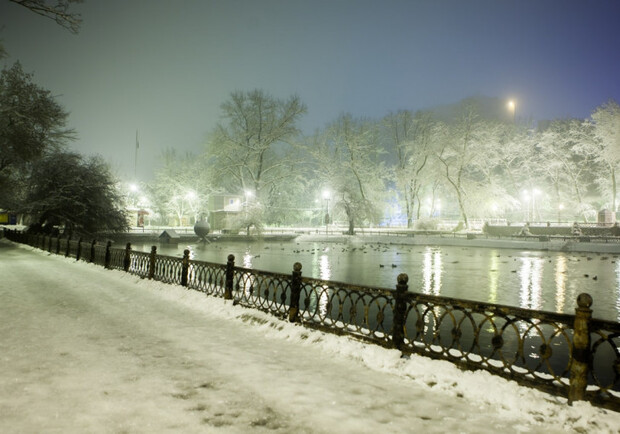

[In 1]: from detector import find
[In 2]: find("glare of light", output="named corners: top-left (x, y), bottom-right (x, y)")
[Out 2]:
top-left (129, 183), bottom-right (139, 192)
top-left (491, 203), bottom-right (499, 212)
top-left (555, 256), bottom-right (567, 313)
top-left (522, 189), bottom-right (530, 200)
top-left (508, 100), bottom-right (515, 110)
top-left (532, 188), bottom-right (541, 196)
top-left (322, 190), bottom-right (330, 199)
top-left (423, 247), bottom-right (442, 296)
top-left (559, 203), bottom-right (564, 210)
top-left (185, 191), bottom-right (197, 200)
top-left (245, 190), bottom-right (253, 198)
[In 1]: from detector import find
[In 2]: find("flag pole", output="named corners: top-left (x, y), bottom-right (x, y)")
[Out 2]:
top-left (134, 130), bottom-right (139, 178)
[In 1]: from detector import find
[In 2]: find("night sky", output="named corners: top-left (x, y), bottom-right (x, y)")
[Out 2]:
top-left (1, 0), bottom-right (619, 180)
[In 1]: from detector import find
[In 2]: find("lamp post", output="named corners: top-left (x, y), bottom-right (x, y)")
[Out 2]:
top-left (522, 190), bottom-right (530, 222)
top-left (322, 190), bottom-right (330, 235)
top-left (244, 190), bottom-right (253, 236)
top-left (508, 100), bottom-right (516, 123)
top-left (532, 188), bottom-right (540, 223)
top-left (558, 203), bottom-right (564, 224)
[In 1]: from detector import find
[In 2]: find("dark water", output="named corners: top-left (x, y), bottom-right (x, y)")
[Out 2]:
top-left (131, 240), bottom-right (620, 322)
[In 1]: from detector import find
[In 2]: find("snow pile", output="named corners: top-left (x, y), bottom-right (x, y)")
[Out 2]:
top-left (2, 239), bottom-right (620, 433)
top-left (144, 272), bottom-right (620, 433)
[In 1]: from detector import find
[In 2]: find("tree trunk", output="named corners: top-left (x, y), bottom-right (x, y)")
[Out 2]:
top-left (344, 204), bottom-right (355, 235)
top-left (456, 190), bottom-right (469, 229)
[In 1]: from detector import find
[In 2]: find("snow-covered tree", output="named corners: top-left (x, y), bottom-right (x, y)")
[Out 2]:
top-left (589, 100), bottom-right (620, 211)
top-left (383, 110), bottom-right (438, 226)
top-left (434, 103), bottom-right (492, 229)
top-left (205, 90), bottom-right (306, 201)
top-left (312, 114), bottom-right (387, 235)
top-left (21, 151), bottom-right (128, 235)
top-left (0, 62), bottom-right (74, 209)
top-left (537, 120), bottom-right (597, 221)
top-left (149, 149), bottom-right (211, 226)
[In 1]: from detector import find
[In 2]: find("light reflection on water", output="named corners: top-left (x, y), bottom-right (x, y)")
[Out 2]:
top-left (554, 256), bottom-right (567, 314)
top-left (519, 256), bottom-right (543, 310)
top-left (139, 241), bottom-right (620, 321)
top-left (422, 247), bottom-right (442, 296)
top-left (488, 253), bottom-right (499, 304)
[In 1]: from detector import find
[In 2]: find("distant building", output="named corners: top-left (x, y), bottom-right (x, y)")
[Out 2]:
top-left (207, 194), bottom-right (243, 230)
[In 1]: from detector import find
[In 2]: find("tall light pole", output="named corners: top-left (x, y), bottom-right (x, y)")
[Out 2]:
top-left (322, 190), bottom-right (330, 235)
top-left (508, 100), bottom-right (516, 123)
top-left (522, 189), bottom-right (530, 222)
top-left (532, 188), bottom-right (540, 223)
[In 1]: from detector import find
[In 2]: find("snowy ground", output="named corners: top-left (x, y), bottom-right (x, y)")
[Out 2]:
top-left (1, 239), bottom-right (620, 433)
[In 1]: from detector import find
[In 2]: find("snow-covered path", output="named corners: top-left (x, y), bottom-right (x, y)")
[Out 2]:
top-left (1, 239), bottom-right (619, 433)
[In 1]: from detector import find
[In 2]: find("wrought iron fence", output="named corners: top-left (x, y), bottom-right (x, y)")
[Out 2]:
top-left (3, 228), bottom-right (620, 411)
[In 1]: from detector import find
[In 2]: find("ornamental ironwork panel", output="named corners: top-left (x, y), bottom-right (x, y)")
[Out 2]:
top-left (588, 318), bottom-right (620, 403)
top-left (232, 267), bottom-right (292, 317)
top-left (297, 278), bottom-right (394, 345)
top-left (187, 261), bottom-right (227, 297)
top-left (153, 255), bottom-right (183, 284)
top-left (129, 251), bottom-right (151, 278)
top-left (108, 247), bottom-right (126, 270)
top-left (399, 293), bottom-right (575, 395)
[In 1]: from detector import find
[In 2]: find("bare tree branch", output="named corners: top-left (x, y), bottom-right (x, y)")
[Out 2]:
top-left (8, 0), bottom-right (82, 34)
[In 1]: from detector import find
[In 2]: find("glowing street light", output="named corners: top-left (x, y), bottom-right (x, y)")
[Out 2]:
top-left (522, 189), bottom-right (530, 222)
top-left (532, 188), bottom-right (540, 222)
top-left (507, 100), bottom-right (516, 123)
top-left (322, 190), bottom-right (331, 234)
top-left (558, 203), bottom-right (564, 223)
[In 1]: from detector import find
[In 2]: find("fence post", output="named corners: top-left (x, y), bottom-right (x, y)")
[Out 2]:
top-left (104, 240), bottom-right (112, 268)
top-left (66, 235), bottom-right (71, 257)
top-left (90, 239), bottom-right (96, 263)
top-left (148, 245), bottom-right (157, 279)
top-left (392, 273), bottom-right (409, 351)
top-left (568, 293), bottom-right (593, 404)
top-left (288, 262), bottom-right (303, 323)
top-left (123, 242), bottom-right (131, 272)
top-left (181, 249), bottom-right (190, 287)
top-left (224, 254), bottom-right (235, 300)
top-left (76, 237), bottom-right (82, 260)
top-left (55, 234), bottom-right (61, 255)
top-left (47, 235), bottom-right (52, 252)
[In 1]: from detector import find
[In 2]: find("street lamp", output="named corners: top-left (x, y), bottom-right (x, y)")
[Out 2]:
top-left (322, 190), bottom-right (330, 235)
top-left (558, 203), bottom-right (564, 223)
top-left (522, 190), bottom-right (530, 222)
top-left (508, 100), bottom-right (516, 123)
top-left (532, 188), bottom-right (540, 222)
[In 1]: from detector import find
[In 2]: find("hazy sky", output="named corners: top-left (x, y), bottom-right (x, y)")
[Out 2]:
top-left (1, 0), bottom-right (619, 180)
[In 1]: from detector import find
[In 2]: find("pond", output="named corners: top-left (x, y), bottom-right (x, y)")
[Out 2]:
top-left (129, 239), bottom-right (620, 322)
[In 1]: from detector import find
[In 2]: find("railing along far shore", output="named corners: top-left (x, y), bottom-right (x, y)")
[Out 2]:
top-left (3, 228), bottom-right (620, 412)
